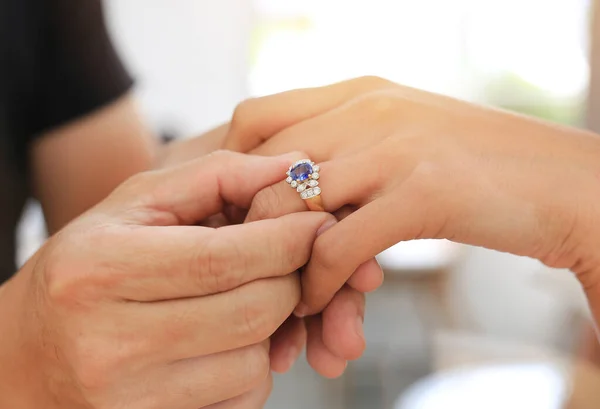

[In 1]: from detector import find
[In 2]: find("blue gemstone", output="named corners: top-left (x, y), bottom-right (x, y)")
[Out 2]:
top-left (290, 163), bottom-right (313, 182)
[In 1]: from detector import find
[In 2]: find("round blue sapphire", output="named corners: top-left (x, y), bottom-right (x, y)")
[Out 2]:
top-left (290, 162), bottom-right (313, 182)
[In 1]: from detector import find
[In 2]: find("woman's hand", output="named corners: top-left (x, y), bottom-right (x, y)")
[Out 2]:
top-left (232, 77), bottom-right (600, 334)
top-left (157, 123), bottom-right (230, 168)
top-left (0, 151), bottom-right (335, 409)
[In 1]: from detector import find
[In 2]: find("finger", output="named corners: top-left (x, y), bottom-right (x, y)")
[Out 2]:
top-left (347, 258), bottom-right (384, 293)
top-left (204, 373), bottom-right (273, 409)
top-left (249, 90), bottom-right (412, 164)
top-left (110, 150), bottom-right (302, 226)
top-left (245, 171), bottom-right (383, 294)
top-left (321, 286), bottom-right (366, 361)
top-left (158, 122), bottom-right (229, 168)
top-left (245, 144), bottom-right (401, 225)
top-left (333, 208), bottom-right (384, 293)
top-left (135, 274), bottom-right (300, 362)
top-left (224, 76), bottom-right (395, 153)
top-left (97, 211), bottom-right (336, 301)
top-left (245, 180), bottom-right (309, 223)
top-left (149, 341), bottom-right (271, 408)
top-left (243, 150), bottom-right (318, 224)
top-left (244, 166), bottom-right (363, 225)
top-left (305, 315), bottom-right (347, 378)
top-left (269, 316), bottom-right (306, 373)
top-left (299, 188), bottom-right (432, 315)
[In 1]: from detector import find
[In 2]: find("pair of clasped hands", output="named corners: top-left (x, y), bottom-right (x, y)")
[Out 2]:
top-left (5, 76), bottom-right (600, 409)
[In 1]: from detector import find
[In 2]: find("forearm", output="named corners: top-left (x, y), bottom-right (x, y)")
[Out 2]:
top-left (31, 95), bottom-right (159, 233)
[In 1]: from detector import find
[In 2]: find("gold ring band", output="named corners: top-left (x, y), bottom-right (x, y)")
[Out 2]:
top-left (305, 195), bottom-right (324, 212)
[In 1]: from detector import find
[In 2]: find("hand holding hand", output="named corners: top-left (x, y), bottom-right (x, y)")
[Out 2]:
top-left (160, 97), bottom-right (385, 379)
top-left (0, 151), bottom-right (335, 409)
top-left (229, 76), bottom-right (600, 338)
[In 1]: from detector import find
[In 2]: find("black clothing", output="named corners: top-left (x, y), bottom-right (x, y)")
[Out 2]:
top-left (0, 0), bottom-right (133, 283)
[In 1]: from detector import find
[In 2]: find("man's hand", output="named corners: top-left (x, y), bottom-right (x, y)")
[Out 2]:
top-left (0, 151), bottom-right (335, 409)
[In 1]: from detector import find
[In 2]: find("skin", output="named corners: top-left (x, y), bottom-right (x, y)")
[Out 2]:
top-left (0, 151), bottom-right (339, 409)
top-left (2, 92), bottom-right (369, 406)
top-left (223, 76), bottom-right (600, 376)
top-left (30, 94), bottom-right (157, 233)
top-left (151, 108), bottom-right (378, 378)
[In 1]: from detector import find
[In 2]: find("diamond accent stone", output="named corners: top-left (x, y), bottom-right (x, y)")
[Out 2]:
top-left (286, 176), bottom-right (292, 184)
top-left (300, 187), bottom-right (322, 199)
top-left (307, 180), bottom-right (318, 187)
top-left (312, 165), bottom-right (320, 172)
top-left (291, 181), bottom-right (298, 188)
top-left (297, 183), bottom-right (307, 193)
top-left (311, 172), bottom-right (319, 180)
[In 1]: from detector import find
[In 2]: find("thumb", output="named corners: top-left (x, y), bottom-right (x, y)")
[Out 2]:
top-left (112, 151), bottom-right (300, 226)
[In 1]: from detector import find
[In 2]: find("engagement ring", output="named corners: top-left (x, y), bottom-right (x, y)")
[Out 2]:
top-left (285, 159), bottom-right (324, 211)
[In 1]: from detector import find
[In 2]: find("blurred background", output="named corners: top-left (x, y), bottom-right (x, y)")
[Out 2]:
top-left (17, 0), bottom-right (600, 407)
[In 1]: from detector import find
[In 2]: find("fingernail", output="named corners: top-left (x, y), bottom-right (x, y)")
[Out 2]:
top-left (355, 316), bottom-right (364, 339)
top-left (294, 303), bottom-right (309, 318)
top-left (317, 218), bottom-right (337, 236)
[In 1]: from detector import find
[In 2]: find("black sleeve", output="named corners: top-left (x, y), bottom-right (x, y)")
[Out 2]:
top-left (30, 0), bottom-right (134, 137)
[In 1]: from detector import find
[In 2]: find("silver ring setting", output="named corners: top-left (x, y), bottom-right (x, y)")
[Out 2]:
top-left (285, 159), bottom-right (321, 200)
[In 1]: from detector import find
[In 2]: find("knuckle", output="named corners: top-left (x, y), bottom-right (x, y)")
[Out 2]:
top-left (236, 293), bottom-right (275, 342)
top-left (43, 235), bottom-right (90, 307)
top-left (311, 235), bottom-right (339, 273)
top-left (205, 149), bottom-right (237, 163)
top-left (238, 344), bottom-right (271, 388)
top-left (72, 360), bottom-right (111, 392)
top-left (119, 170), bottom-right (155, 195)
top-left (353, 75), bottom-right (395, 90)
top-left (69, 341), bottom-right (119, 392)
top-left (44, 252), bottom-right (74, 305)
top-left (248, 186), bottom-right (282, 222)
top-left (194, 234), bottom-right (240, 293)
top-left (230, 98), bottom-right (258, 132)
top-left (203, 150), bottom-right (244, 177)
top-left (68, 332), bottom-right (142, 394)
top-left (281, 229), bottom-right (303, 269)
top-left (66, 322), bottom-right (146, 394)
top-left (45, 226), bottom-right (129, 307)
top-left (358, 90), bottom-right (405, 118)
top-left (110, 171), bottom-right (160, 208)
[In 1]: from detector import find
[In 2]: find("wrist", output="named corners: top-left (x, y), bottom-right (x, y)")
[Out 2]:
top-left (547, 130), bottom-right (600, 313)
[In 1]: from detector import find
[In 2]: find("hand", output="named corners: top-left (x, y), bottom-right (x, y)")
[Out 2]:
top-left (223, 77), bottom-right (411, 377)
top-left (227, 77), bottom-right (600, 336)
top-left (0, 151), bottom-right (335, 409)
top-left (157, 122), bottom-right (229, 168)
top-left (157, 104), bottom-right (385, 378)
